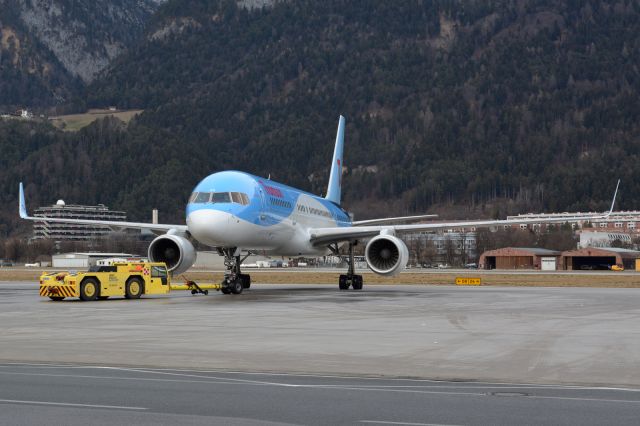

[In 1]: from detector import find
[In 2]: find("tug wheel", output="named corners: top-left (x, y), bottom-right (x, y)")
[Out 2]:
top-left (80, 279), bottom-right (99, 301)
top-left (125, 277), bottom-right (143, 299)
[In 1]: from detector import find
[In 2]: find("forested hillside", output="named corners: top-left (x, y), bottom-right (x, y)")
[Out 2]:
top-left (0, 118), bottom-right (197, 235)
top-left (0, 0), bottom-right (162, 109)
top-left (3, 0), bottom-right (640, 236)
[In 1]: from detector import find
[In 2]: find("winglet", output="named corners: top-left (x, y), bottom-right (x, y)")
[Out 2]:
top-left (19, 182), bottom-right (28, 219)
top-left (325, 115), bottom-right (345, 205)
top-left (606, 179), bottom-right (620, 217)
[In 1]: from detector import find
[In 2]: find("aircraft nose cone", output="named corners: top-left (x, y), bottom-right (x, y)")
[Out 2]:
top-left (187, 209), bottom-right (232, 246)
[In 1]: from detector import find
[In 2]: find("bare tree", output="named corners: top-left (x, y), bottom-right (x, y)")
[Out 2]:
top-left (412, 235), bottom-right (422, 266)
top-left (444, 235), bottom-right (456, 266)
top-left (458, 232), bottom-right (469, 265)
top-left (423, 237), bottom-right (437, 266)
top-left (4, 238), bottom-right (26, 261)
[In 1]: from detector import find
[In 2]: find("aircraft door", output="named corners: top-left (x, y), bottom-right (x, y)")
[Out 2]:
top-left (256, 186), bottom-right (268, 223)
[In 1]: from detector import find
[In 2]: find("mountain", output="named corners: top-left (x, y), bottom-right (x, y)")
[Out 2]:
top-left (87, 0), bottom-right (640, 213)
top-left (3, 0), bottom-right (640, 237)
top-left (0, 0), bottom-right (163, 109)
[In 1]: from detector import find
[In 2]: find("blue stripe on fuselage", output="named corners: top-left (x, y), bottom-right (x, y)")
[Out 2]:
top-left (186, 171), bottom-right (351, 227)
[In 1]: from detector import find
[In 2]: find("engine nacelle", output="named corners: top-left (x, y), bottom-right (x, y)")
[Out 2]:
top-left (365, 234), bottom-right (409, 276)
top-left (148, 234), bottom-right (196, 275)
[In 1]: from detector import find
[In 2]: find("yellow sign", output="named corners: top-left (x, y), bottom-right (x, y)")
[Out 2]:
top-left (455, 277), bottom-right (481, 286)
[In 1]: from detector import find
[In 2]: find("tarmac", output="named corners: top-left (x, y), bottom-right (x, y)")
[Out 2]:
top-left (1, 363), bottom-right (639, 425)
top-left (1, 282), bottom-right (639, 387)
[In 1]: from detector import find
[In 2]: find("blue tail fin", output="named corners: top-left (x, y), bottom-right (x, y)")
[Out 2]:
top-left (19, 182), bottom-right (28, 219)
top-left (325, 115), bottom-right (345, 205)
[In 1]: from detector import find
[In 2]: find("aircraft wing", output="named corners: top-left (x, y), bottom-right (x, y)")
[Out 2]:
top-left (352, 214), bottom-right (438, 226)
top-left (310, 181), bottom-right (620, 246)
top-left (19, 183), bottom-right (188, 233)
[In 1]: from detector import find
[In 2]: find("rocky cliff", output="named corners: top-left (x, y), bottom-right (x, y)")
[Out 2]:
top-left (0, 0), bottom-right (164, 108)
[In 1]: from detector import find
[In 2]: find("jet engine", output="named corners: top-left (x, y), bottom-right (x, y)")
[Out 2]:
top-left (148, 234), bottom-right (196, 275)
top-left (364, 234), bottom-right (409, 276)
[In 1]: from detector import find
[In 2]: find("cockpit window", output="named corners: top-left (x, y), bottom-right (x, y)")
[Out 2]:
top-left (190, 191), bottom-right (250, 206)
top-left (193, 192), bottom-right (211, 203)
top-left (211, 192), bottom-right (231, 203)
top-left (231, 192), bottom-right (242, 204)
top-left (231, 192), bottom-right (250, 205)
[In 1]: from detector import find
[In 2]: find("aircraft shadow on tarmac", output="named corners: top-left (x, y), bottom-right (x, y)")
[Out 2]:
top-left (34, 286), bottom-right (443, 304)
top-left (197, 286), bottom-right (442, 304)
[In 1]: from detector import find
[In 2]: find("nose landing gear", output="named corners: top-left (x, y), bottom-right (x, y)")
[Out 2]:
top-left (219, 248), bottom-right (251, 295)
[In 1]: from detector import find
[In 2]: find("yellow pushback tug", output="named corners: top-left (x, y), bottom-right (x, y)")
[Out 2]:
top-left (39, 261), bottom-right (221, 301)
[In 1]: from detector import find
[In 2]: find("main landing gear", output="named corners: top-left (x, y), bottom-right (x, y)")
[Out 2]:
top-left (219, 248), bottom-right (251, 295)
top-left (332, 241), bottom-right (363, 291)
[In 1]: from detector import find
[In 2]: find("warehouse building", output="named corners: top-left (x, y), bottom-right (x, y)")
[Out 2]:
top-left (561, 247), bottom-right (640, 270)
top-left (479, 247), bottom-right (561, 270)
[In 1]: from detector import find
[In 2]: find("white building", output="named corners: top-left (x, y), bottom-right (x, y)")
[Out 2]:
top-left (508, 210), bottom-right (640, 233)
top-left (33, 200), bottom-right (126, 241)
top-left (52, 253), bottom-right (137, 268)
top-left (578, 231), bottom-right (633, 249)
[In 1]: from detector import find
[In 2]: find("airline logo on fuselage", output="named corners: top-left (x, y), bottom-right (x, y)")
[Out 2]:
top-left (259, 181), bottom-right (284, 198)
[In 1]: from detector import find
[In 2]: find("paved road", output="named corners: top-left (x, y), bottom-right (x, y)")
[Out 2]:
top-left (1, 283), bottom-right (640, 386)
top-left (1, 363), bottom-right (639, 425)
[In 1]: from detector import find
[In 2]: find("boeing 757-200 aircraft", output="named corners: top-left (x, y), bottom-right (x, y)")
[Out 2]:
top-left (19, 116), bottom-right (619, 294)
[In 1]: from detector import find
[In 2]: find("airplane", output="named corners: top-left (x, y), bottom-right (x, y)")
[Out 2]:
top-left (19, 116), bottom-right (620, 294)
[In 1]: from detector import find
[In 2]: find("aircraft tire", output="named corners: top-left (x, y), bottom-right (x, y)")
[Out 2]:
top-left (338, 275), bottom-right (349, 290)
top-left (240, 274), bottom-right (251, 289)
top-left (352, 276), bottom-right (363, 290)
top-left (230, 279), bottom-right (244, 295)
